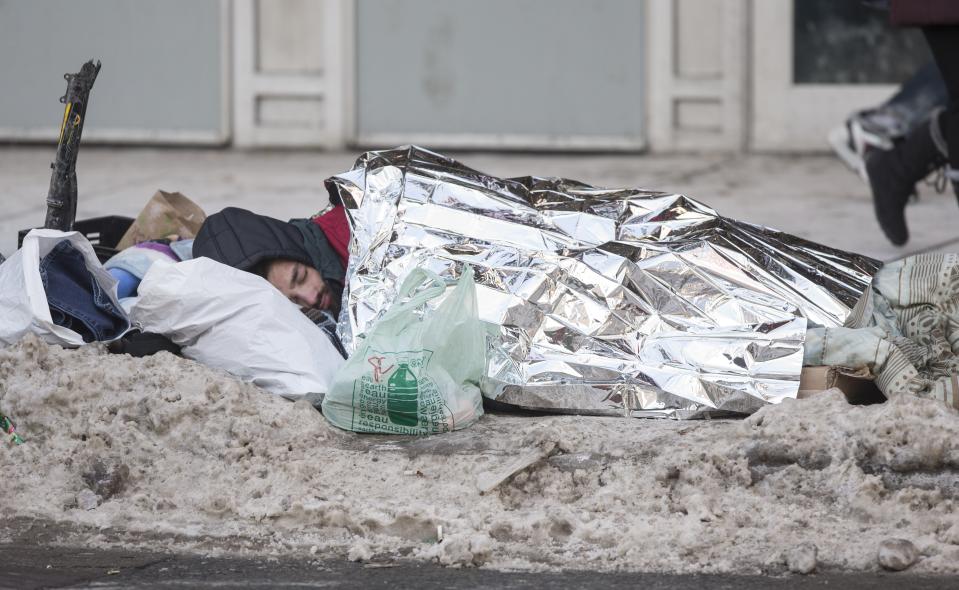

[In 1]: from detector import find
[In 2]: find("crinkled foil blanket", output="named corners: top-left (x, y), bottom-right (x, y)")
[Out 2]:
top-left (328, 147), bottom-right (880, 418)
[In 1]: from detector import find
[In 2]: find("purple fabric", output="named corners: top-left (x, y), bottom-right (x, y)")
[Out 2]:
top-left (135, 241), bottom-right (177, 259)
top-left (891, 0), bottom-right (959, 25)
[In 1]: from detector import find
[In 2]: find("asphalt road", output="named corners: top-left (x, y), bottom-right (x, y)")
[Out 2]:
top-left (2, 544), bottom-right (957, 590)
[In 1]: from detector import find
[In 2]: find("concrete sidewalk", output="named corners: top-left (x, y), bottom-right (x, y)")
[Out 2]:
top-left (3, 541), bottom-right (956, 589)
top-left (1, 146), bottom-right (958, 262)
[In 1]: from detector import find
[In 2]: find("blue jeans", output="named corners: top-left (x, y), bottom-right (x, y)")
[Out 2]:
top-left (39, 241), bottom-right (129, 342)
top-left (860, 61), bottom-right (949, 140)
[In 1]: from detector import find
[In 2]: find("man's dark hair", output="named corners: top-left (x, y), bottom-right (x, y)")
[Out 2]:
top-left (250, 259), bottom-right (272, 279)
top-left (192, 207), bottom-right (316, 275)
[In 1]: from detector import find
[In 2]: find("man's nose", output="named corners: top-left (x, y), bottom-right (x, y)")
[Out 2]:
top-left (298, 286), bottom-right (320, 307)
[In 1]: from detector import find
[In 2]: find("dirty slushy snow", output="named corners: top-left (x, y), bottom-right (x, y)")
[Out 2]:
top-left (2, 335), bottom-right (959, 574)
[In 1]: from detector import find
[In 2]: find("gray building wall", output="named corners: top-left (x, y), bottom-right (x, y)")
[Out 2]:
top-left (0, 0), bottom-right (226, 143)
top-left (0, 0), bottom-right (918, 152)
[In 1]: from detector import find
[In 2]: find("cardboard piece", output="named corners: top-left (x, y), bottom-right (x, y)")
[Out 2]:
top-left (116, 190), bottom-right (206, 250)
top-left (798, 365), bottom-right (886, 405)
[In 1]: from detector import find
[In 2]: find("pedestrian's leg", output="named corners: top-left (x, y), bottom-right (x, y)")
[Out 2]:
top-left (877, 61), bottom-right (949, 137)
top-left (922, 26), bottom-right (959, 190)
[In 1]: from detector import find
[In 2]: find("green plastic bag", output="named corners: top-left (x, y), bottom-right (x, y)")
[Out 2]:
top-left (322, 266), bottom-right (486, 434)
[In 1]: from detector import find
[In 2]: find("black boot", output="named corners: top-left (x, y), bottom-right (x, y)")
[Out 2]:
top-left (865, 111), bottom-right (947, 246)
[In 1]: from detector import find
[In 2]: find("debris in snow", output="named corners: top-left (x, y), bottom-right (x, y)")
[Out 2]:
top-left (81, 459), bottom-right (128, 501)
top-left (785, 543), bottom-right (818, 574)
top-left (347, 540), bottom-right (373, 562)
top-left (76, 489), bottom-right (100, 511)
top-left (423, 533), bottom-right (492, 567)
top-left (878, 538), bottom-right (919, 571)
top-left (475, 441), bottom-right (557, 495)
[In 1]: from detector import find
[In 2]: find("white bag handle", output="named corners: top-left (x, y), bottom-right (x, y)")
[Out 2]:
top-left (376, 268), bottom-right (448, 325)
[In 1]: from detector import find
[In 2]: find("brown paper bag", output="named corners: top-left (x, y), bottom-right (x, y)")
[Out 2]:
top-left (116, 190), bottom-right (207, 250)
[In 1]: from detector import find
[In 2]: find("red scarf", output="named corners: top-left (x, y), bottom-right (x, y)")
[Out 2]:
top-left (311, 205), bottom-right (350, 269)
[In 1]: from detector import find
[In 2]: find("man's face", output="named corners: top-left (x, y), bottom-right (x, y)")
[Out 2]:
top-left (265, 259), bottom-right (336, 312)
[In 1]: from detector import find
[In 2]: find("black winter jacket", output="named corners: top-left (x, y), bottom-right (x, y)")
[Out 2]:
top-left (192, 207), bottom-right (345, 295)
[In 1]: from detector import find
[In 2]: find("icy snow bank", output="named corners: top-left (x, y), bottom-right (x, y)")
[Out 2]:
top-left (1, 336), bottom-right (958, 573)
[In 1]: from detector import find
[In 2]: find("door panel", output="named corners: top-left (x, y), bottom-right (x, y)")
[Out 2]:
top-left (354, 0), bottom-right (645, 150)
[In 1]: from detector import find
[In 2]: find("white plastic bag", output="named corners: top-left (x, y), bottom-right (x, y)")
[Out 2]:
top-left (0, 229), bottom-right (127, 347)
top-left (322, 267), bottom-right (486, 434)
top-left (131, 257), bottom-right (345, 397)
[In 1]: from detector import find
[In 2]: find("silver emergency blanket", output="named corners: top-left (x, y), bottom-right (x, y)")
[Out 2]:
top-left (328, 147), bottom-right (880, 418)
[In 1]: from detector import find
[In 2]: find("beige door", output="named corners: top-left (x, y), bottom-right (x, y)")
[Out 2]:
top-left (232, 0), bottom-right (350, 148)
top-left (750, 0), bottom-right (928, 151)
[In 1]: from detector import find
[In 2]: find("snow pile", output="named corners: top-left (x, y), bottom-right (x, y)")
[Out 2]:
top-left (2, 335), bottom-right (959, 574)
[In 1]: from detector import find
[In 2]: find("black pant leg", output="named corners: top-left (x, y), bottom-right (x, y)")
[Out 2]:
top-left (923, 26), bottom-right (959, 169)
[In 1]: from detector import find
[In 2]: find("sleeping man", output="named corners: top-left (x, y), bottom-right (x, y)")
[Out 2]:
top-left (192, 203), bottom-right (350, 316)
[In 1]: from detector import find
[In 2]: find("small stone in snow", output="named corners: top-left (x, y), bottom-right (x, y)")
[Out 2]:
top-left (785, 543), bottom-right (817, 574)
top-left (347, 540), bottom-right (373, 562)
top-left (77, 489), bottom-right (100, 511)
top-left (81, 460), bottom-right (128, 501)
top-left (878, 538), bottom-right (919, 571)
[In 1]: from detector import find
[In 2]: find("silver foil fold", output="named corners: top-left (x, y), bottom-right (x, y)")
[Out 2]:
top-left (328, 147), bottom-right (880, 419)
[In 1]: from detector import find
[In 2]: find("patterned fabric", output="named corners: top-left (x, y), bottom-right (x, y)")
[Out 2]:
top-left (804, 253), bottom-right (959, 409)
top-left (302, 308), bottom-right (347, 359)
